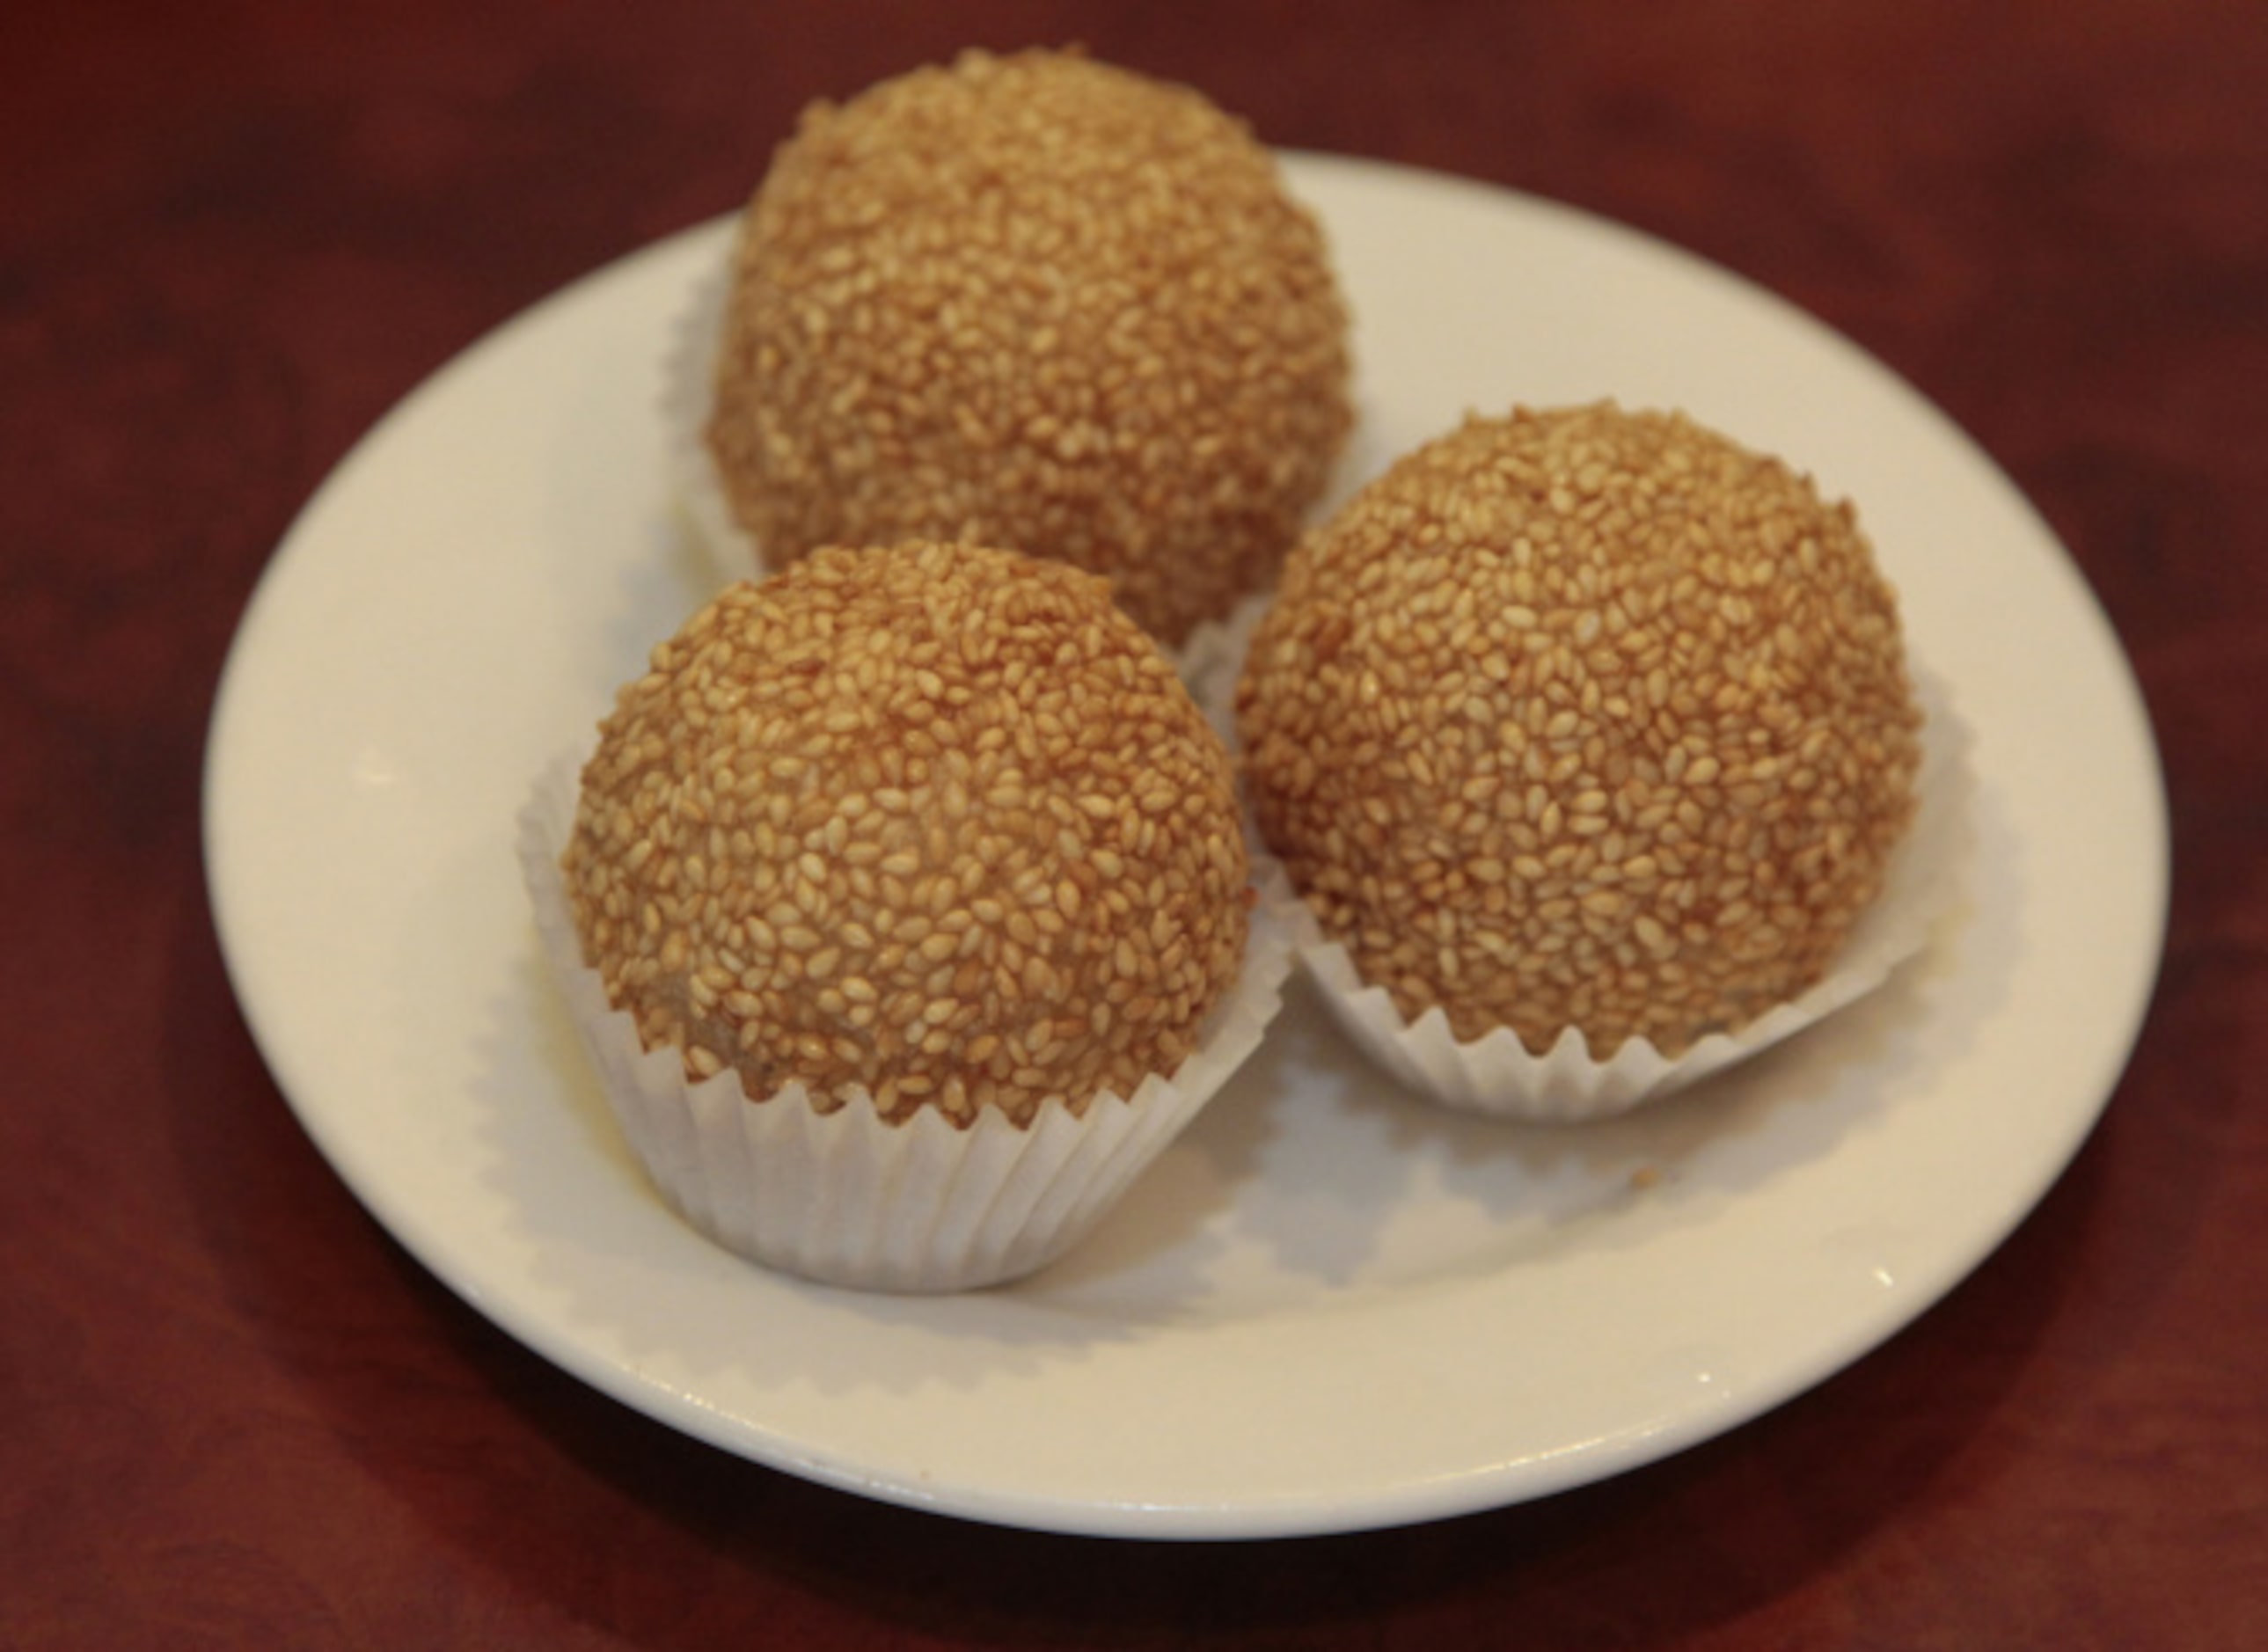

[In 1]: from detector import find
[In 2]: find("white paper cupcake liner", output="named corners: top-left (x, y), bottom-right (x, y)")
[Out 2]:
top-left (1175, 590), bottom-right (1278, 735)
top-left (660, 240), bottom-right (761, 580)
top-left (1198, 596), bottom-right (1971, 1122)
top-left (516, 749), bottom-right (1299, 1292)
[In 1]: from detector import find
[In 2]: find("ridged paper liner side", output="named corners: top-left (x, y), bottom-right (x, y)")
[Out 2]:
top-left (518, 749), bottom-right (1297, 1290)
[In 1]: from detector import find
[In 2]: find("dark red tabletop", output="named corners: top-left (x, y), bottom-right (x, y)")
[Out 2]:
top-left (5, 2), bottom-right (2263, 1645)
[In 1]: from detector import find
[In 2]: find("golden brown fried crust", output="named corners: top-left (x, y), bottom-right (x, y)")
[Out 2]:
top-left (706, 48), bottom-right (1351, 647)
top-left (564, 542), bottom-right (1251, 1127)
top-left (1235, 404), bottom-right (1922, 1057)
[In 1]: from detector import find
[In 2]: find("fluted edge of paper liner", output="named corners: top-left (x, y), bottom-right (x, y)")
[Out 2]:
top-left (516, 749), bottom-right (1299, 1291)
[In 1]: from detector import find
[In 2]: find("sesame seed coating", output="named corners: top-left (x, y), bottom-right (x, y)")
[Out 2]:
top-left (563, 542), bottom-right (1252, 1128)
top-left (1234, 404), bottom-right (1923, 1058)
top-left (706, 48), bottom-right (1352, 647)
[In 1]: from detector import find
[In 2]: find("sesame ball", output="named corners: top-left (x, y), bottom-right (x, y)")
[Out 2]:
top-left (706, 48), bottom-right (1352, 647)
top-left (562, 542), bottom-right (1252, 1128)
top-left (1235, 404), bottom-right (1923, 1058)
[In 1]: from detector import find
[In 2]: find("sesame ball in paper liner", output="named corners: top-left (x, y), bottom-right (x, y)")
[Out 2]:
top-left (670, 47), bottom-right (1352, 649)
top-left (523, 543), bottom-right (1297, 1291)
top-left (1228, 403), bottom-right (1966, 1122)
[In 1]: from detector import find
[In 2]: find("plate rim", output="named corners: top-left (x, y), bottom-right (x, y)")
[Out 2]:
top-left (201, 150), bottom-right (2170, 1539)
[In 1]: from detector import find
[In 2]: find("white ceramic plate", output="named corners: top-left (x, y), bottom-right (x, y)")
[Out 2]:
top-left (204, 154), bottom-right (2167, 1539)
